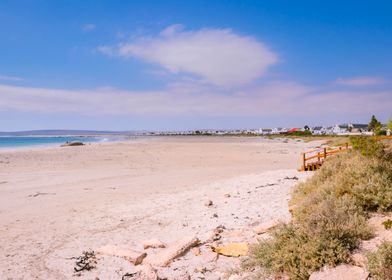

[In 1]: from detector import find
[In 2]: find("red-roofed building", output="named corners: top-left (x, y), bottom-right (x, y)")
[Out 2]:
top-left (287, 128), bottom-right (300, 133)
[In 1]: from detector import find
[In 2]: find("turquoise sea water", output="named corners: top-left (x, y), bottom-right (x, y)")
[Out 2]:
top-left (0, 136), bottom-right (103, 148)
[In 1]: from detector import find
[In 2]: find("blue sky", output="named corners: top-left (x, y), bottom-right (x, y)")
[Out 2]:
top-left (0, 0), bottom-right (391, 131)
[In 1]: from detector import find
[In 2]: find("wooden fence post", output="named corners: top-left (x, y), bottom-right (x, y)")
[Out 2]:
top-left (302, 153), bottom-right (306, 171)
top-left (323, 148), bottom-right (327, 160)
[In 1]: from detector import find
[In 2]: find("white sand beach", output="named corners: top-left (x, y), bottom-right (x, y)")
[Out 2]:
top-left (0, 136), bottom-right (321, 279)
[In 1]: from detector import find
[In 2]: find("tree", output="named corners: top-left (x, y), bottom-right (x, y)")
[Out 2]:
top-left (368, 115), bottom-right (382, 132)
top-left (304, 125), bottom-right (310, 131)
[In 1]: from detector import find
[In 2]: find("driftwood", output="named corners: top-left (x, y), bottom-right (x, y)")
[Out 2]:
top-left (143, 236), bottom-right (199, 267)
top-left (96, 245), bottom-right (146, 265)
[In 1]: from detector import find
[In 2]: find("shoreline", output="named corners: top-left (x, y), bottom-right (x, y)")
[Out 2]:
top-left (0, 134), bottom-right (314, 153)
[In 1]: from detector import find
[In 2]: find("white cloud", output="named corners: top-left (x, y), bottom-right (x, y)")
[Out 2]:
top-left (0, 82), bottom-right (390, 122)
top-left (0, 75), bottom-right (22, 81)
top-left (335, 76), bottom-right (386, 86)
top-left (114, 25), bottom-right (278, 87)
top-left (82, 24), bottom-right (96, 32)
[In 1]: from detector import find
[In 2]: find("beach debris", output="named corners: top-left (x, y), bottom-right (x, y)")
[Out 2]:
top-left (28, 192), bottom-right (56, 198)
top-left (143, 235), bottom-right (199, 267)
top-left (212, 213), bottom-right (219, 218)
top-left (204, 199), bottom-right (213, 207)
top-left (253, 220), bottom-right (279, 234)
top-left (96, 245), bottom-right (146, 265)
top-left (73, 250), bottom-right (97, 272)
top-left (309, 264), bottom-right (369, 280)
top-left (284, 176), bottom-right (299, 180)
top-left (143, 239), bottom-right (166, 250)
top-left (212, 242), bottom-right (248, 257)
top-left (256, 183), bottom-right (277, 189)
top-left (224, 192), bottom-right (231, 198)
top-left (213, 225), bottom-right (225, 235)
top-left (61, 141), bottom-right (84, 147)
top-left (122, 265), bottom-right (158, 280)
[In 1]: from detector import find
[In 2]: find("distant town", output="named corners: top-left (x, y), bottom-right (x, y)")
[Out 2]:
top-left (146, 123), bottom-right (392, 136)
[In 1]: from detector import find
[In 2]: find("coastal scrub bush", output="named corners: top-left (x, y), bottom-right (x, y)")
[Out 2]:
top-left (350, 136), bottom-right (385, 158)
top-left (367, 241), bottom-right (392, 280)
top-left (248, 196), bottom-right (372, 279)
top-left (247, 137), bottom-right (392, 279)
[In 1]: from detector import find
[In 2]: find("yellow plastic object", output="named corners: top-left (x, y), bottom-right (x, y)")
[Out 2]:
top-left (213, 242), bottom-right (248, 257)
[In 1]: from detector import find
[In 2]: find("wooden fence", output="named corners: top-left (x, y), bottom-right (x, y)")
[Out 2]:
top-left (300, 143), bottom-right (350, 171)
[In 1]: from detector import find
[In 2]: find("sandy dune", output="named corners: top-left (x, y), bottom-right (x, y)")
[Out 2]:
top-left (0, 136), bottom-right (320, 279)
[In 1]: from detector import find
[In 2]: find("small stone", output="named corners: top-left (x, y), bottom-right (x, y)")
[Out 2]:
top-left (191, 247), bottom-right (201, 256)
top-left (224, 193), bottom-right (231, 198)
top-left (204, 200), bottom-right (213, 207)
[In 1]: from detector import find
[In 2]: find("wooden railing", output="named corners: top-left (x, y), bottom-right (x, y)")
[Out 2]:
top-left (376, 135), bottom-right (392, 140)
top-left (300, 143), bottom-right (350, 171)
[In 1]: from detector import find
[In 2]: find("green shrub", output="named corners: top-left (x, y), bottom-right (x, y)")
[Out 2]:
top-left (350, 136), bottom-right (385, 158)
top-left (383, 219), bottom-right (392, 230)
top-left (292, 151), bottom-right (392, 213)
top-left (247, 145), bottom-right (392, 279)
top-left (367, 241), bottom-right (392, 280)
top-left (289, 130), bottom-right (312, 136)
top-left (249, 196), bottom-right (372, 280)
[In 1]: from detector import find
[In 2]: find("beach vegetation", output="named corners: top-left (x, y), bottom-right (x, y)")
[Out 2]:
top-left (367, 241), bottom-right (392, 280)
top-left (388, 119), bottom-right (392, 131)
top-left (383, 219), bottom-right (392, 230)
top-left (246, 136), bottom-right (392, 279)
top-left (288, 130), bottom-right (312, 137)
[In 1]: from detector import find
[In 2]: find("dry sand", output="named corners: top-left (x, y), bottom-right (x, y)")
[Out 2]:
top-left (0, 136), bottom-right (322, 279)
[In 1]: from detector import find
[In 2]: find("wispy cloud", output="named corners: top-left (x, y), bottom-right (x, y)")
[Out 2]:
top-left (0, 75), bottom-right (22, 81)
top-left (82, 24), bottom-right (96, 32)
top-left (335, 76), bottom-right (386, 86)
top-left (101, 25), bottom-right (278, 87)
top-left (96, 46), bottom-right (114, 56)
top-left (0, 82), bottom-right (390, 122)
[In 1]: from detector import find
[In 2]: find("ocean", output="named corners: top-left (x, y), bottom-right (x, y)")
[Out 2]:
top-left (0, 136), bottom-right (105, 149)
